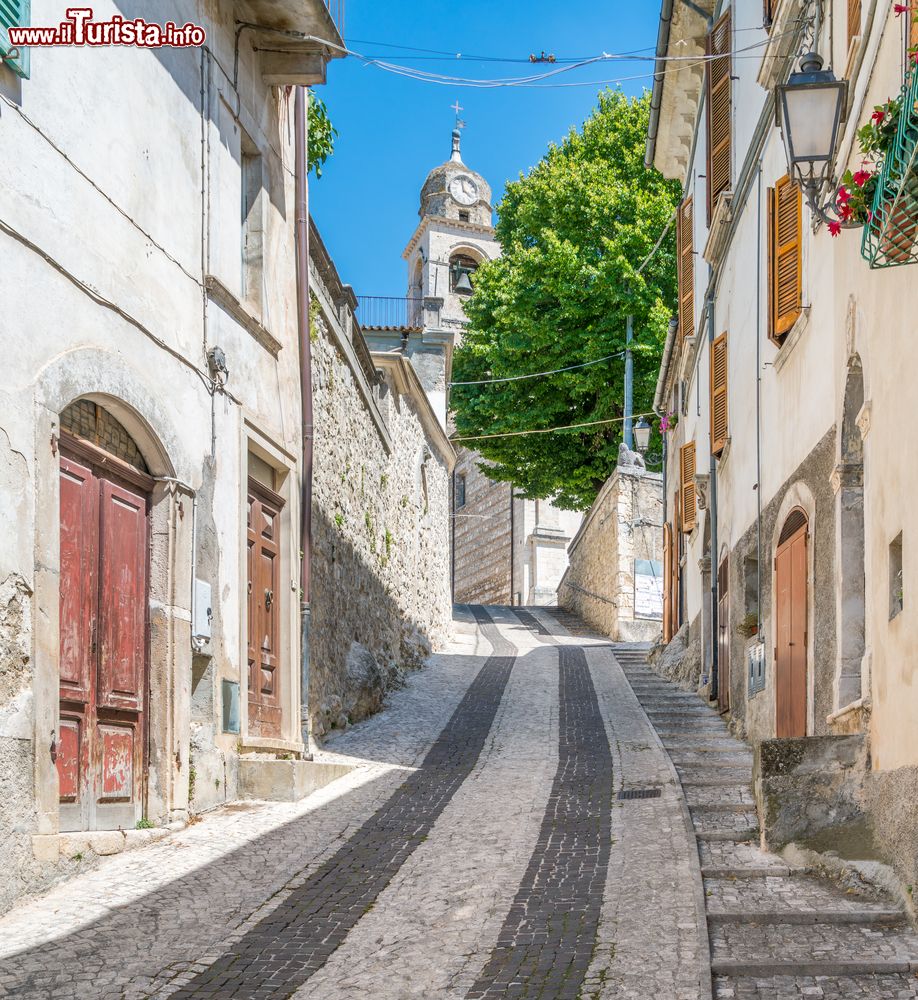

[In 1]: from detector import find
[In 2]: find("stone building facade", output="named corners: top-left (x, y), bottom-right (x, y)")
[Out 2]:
top-left (0, 0), bottom-right (453, 912)
top-left (559, 455), bottom-right (664, 641)
top-left (648, 0), bottom-right (918, 893)
top-left (363, 130), bottom-right (581, 606)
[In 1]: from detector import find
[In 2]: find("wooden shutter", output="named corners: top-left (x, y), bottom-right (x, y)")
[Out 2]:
top-left (706, 10), bottom-right (732, 222)
top-left (763, 0), bottom-right (776, 30)
top-left (0, 0), bottom-right (30, 79)
top-left (847, 0), bottom-right (861, 47)
top-left (710, 332), bottom-right (728, 456)
top-left (680, 442), bottom-right (697, 533)
top-left (677, 198), bottom-right (695, 341)
top-left (771, 175), bottom-right (802, 340)
top-left (911, 1), bottom-right (918, 51)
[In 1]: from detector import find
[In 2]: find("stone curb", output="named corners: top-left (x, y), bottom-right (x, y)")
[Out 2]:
top-left (707, 909), bottom-right (905, 924)
top-left (710, 959), bottom-right (918, 976)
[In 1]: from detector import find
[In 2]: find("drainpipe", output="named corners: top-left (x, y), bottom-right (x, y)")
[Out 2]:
top-left (653, 317), bottom-right (679, 525)
top-left (707, 293), bottom-right (719, 704)
top-left (294, 86), bottom-right (314, 758)
top-left (645, 0), bottom-right (675, 170)
top-left (509, 485), bottom-right (515, 606)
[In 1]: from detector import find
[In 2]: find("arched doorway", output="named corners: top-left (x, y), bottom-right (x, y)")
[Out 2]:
top-left (775, 507), bottom-right (808, 738)
top-left (57, 400), bottom-right (152, 832)
top-left (835, 358), bottom-right (866, 709)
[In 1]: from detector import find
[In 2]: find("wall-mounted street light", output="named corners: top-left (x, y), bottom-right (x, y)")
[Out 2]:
top-left (634, 417), bottom-right (652, 455)
top-left (776, 51), bottom-right (855, 228)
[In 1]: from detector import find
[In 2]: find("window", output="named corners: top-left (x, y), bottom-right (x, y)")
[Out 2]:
top-left (710, 332), bottom-right (728, 456)
top-left (677, 197), bottom-right (695, 341)
top-left (0, 0), bottom-right (30, 79)
top-left (241, 132), bottom-right (264, 313)
top-left (458, 210), bottom-right (470, 223)
top-left (890, 532), bottom-right (904, 619)
top-left (679, 442), bottom-right (697, 533)
top-left (450, 253), bottom-right (478, 294)
top-left (706, 9), bottom-right (732, 222)
top-left (763, 0), bottom-right (776, 30)
top-left (768, 175), bottom-right (803, 344)
top-left (455, 473), bottom-right (466, 509)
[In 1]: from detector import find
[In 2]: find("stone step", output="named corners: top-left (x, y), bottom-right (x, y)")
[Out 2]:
top-left (691, 802), bottom-right (757, 813)
top-left (685, 787), bottom-right (756, 807)
top-left (701, 866), bottom-right (799, 878)
top-left (698, 839), bottom-right (791, 871)
top-left (713, 972), bottom-right (918, 999)
top-left (708, 909), bottom-right (905, 925)
top-left (693, 812), bottom-right (759, 837)
top-left (697, 830), bottom-right (761, 842)
top-left (711, 959), bottom-right (918, 976)
top-left (704, 874), bottom-right (898, 917)
top-left (710, 917), bottom-right (918, 967)
top-left (681, 778), bottom-right (752, 788)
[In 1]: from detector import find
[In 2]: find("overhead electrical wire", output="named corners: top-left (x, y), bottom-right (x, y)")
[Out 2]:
top-left (452, 412), bottom-right (655, 443)
top-left (450, 350), bottom-right (628, 386)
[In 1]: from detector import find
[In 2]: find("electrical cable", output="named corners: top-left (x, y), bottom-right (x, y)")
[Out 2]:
top-left (452, 412), bottom-right (655, 443)
top-left (450, 350), bottom-right (628, 386)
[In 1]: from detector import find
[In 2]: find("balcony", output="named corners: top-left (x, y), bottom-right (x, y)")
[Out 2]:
top-left (862, 70), bottom-right (918, 268)
top-left (356, 296), bottom-right (425, 330)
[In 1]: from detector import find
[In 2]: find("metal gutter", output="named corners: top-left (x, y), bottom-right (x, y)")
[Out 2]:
top-left (645, 0), bottom-right (675, 171)
top-left (653, 317), bottom-right (680, 415)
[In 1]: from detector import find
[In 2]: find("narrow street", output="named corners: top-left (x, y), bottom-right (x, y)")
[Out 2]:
top-left (0, 607), bottom-right (913, 999)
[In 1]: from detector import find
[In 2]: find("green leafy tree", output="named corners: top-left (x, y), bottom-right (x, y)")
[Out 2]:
top-left (308, 93), bottom-right (337, 177)
top-left (451, 90), bottom-right (680, 511)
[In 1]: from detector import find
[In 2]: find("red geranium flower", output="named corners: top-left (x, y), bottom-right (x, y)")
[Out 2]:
top-left (895, 3), bottom-right (909, 14)
top-left (828, 221), bottom-right (842, 237)
top-left (837, 185), bottom-right (852, 204)
top-left (839, 203), bottom-right (854, 220)
top-left (872, 108), bottom-right (886, 124)
top-left (853, 169), bottom-right (872, 187)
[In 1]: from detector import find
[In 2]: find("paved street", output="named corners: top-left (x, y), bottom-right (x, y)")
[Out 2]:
top-left (0, 607), bottom-right (916, 999)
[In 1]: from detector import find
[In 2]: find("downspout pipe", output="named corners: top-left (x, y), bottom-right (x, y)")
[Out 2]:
top-left (294, 86), bottom-right (314, 758)
top-left (707, 293), bottom-right (719, 704)
top-left (645, 0), bottom-right (675, 171)
top-left (654, 318), bottom-right (680, 526)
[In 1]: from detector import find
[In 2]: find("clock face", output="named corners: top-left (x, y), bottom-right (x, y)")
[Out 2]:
top-left (450, 174), bottom-right (478, 206)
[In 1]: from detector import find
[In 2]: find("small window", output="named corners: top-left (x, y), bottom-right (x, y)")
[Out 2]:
top-left (241, 132), bottom-right (264, 312)
top-left (458, 210), bottom-right (470, 223)
top-left (890, 532), bottom-right (903, 620)
top-left (455, 473), bottom-right (466, 508)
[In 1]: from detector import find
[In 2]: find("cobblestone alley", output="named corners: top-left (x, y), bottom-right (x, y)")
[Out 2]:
top-left (0, 607), bottom-right (916, 999)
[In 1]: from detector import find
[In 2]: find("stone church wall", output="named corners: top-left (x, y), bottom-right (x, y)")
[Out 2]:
top-left (559, 464), bottom-right (664, 641)
top-left (309, 248), bottom-right (453, 742)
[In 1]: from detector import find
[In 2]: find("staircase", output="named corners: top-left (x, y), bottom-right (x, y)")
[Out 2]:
top-left (613, 645), bottom-right (918, 999)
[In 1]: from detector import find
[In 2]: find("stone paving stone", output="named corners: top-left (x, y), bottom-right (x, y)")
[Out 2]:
top-left (692, 809), bottom-right (760, 836)
top-left (713, 972), bottom-right (918, 998)
top-left (684, 786), bottom-right (755, 807)
top-left (698, 840), bottom-right (789, 871)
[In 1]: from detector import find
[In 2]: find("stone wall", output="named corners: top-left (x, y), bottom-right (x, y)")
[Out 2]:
top-left (452, 449), bottom-right (512, 605)
top-left (308, 235), bottom-right (454, 741)
top-left (558, 462), bottom-right (664, 641)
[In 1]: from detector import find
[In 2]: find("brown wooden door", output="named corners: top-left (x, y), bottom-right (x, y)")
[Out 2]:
top-left (58, 450), bottom-right (149, 831)
top-left (247, 480), bottom-right (284, 740)
top-left (717, 556), bottom-right (730, 712)
top-left (775, 514), bottom-right (808, 738)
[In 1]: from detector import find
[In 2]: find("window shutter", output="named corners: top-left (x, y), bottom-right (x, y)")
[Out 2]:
top-left (710, 332), bottom-right (728, 456)
top-left (847, 0), bottom-right (861, 47)
top-left (911, 2), bottom-right (918, 51)
top-left (680, 442), bottom-right (697, 533)
top-left (677, 197), bottom-right (695, 341)
top-left (706, 10), bottom-right (732, 222)
top-left (772, 175), bottom-right (802, 339)
top-left (0, 0), bottom-right (30, 79)
top-left (763, 0), bottom-right (776, 30)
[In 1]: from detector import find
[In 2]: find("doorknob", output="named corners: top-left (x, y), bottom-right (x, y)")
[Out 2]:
top-left (264, 589), bottom-right (274, 610)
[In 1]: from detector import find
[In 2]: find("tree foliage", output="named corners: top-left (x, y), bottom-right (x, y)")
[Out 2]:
top-left (451, 90), bottom-right (680, 511)
top-left (308, 93), bottom-right (337, 177)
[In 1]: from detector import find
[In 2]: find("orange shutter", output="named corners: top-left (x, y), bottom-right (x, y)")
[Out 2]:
top-left (911, 2), bottom-right (918, 50)
top-left (772, 175), bottom-right (802, 339)
top-left (710, 332), bottom-right (728, 456)
top-left (663, 522), bottom-right (673, 642)
top-left (706, 10), bottom-right (732, 222)
top-left (677, 197), bottom-right (695, 340)
top-left (680, 442), bottom-right (697, 533)
top-left (847, 0), bottom-right (861, 47)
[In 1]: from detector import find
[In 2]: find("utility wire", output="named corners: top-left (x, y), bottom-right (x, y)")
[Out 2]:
top-left (450, 350), bottom-right (628, 386)
top-left (452, 412), bottom-right (654, 443)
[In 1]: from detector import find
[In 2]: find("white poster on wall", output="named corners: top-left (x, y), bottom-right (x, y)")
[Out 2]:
top-left (634, 559), bottom-right (664, 620)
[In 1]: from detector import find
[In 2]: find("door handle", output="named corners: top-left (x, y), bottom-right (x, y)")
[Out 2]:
top-left (264, 589), bottom-right (274, 610)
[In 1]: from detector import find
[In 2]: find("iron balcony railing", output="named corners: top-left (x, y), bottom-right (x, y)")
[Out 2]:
top-left (323, 0), bottom-right (345, 35)
top-left (356, 296), bottom-right (424, 329)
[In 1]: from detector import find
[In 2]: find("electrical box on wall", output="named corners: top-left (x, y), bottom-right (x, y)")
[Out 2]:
top-left (193, 578), bottom-right (212, 641)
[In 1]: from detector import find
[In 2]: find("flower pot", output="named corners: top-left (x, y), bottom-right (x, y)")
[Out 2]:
top-left (879, 171), bottom-right (918, 263)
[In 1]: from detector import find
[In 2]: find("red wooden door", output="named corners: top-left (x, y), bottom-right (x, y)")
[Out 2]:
top-left (717, 556), bottom-right (730, 712)
top-left (58, 450), bottom-right (149, 831)
top-left (247, 481), bottom-right (284, 740)
top-left (775, 514), bottom-right (808, 738)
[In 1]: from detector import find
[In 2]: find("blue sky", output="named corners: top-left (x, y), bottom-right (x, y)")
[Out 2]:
top-left (310, 2), bottom-right (661, 297)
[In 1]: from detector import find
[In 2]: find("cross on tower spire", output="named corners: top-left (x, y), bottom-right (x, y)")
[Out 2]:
top-left (450, 100), bottom-right (466, 162)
